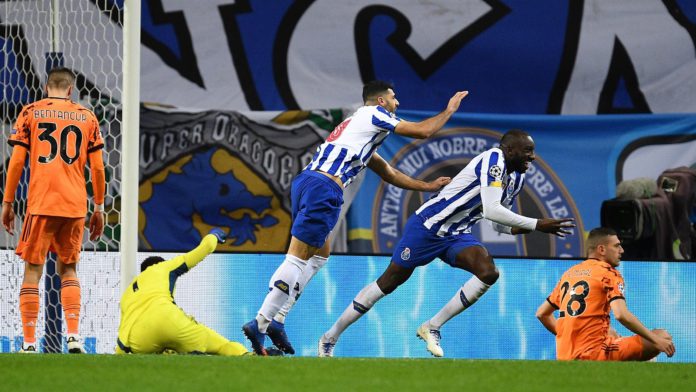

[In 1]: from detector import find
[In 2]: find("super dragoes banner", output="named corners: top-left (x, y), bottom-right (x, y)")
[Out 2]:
top-left (348, 111), bottom-right (696, 257)
top-left (136, 105), bottom-right (348, 251)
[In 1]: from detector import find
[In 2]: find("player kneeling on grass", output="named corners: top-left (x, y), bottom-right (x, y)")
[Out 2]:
top-left (318, 130), bottom-right (574, 357)
top-left (116, 228), bottom-right (254, 356)
top-left (536, 227), bottom-right (675, 361)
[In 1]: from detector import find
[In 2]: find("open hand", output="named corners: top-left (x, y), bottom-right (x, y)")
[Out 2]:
top-left (535, 218), bottom-right (575, 237)
top-left (655, 334), bottom-right (676, 357)
top-left (446, 91), bottom-right (469, 114)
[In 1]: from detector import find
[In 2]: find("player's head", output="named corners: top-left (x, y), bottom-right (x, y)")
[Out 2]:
top-left (499, 129), bottom-right (535, 173)
top-left (363, 80), bottom-right (399, 113)
top-left (140, 256), bottom-right (166, 272)
top-left (586, 227), bottom-right (624, 266)
top-left (46, 67), bottom-right (75, 97)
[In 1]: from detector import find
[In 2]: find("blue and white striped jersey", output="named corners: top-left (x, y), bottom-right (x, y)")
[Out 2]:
top-left (415, 147), bottom-right (525, 236)
top-left (305, 105), bottom-right (400, 187)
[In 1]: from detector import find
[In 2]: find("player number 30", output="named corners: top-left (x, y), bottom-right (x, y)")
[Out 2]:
top-left (37, 122), bottom-right (83, 165)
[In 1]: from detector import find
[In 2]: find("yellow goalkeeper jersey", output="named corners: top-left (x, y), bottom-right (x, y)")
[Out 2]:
top-left (117, 234), bottom-right (217, 345)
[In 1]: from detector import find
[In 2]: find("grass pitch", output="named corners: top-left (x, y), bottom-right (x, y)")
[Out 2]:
top-left (0, 354), bottom-right (693, 392)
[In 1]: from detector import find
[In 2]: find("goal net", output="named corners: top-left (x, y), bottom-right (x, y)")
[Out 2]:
top-left (1, 0), bottom-right (123, 353)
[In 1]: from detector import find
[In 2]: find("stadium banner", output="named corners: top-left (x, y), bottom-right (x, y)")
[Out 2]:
top-left (3, 251), bottom-right (692, 360)
top-left (136, 104), bottom-right (348, 251)
top-left (349, 111), bottom-right (696, 257)
top-left (2, 1), bottom-right (696, 116)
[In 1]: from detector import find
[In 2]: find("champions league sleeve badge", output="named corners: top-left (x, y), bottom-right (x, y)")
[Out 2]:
top-left (488, 165), bottom-right (503, 179)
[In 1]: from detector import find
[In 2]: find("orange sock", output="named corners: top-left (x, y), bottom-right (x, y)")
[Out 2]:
top-left (19, 284), bottom-right (40, 344)
top-left (61, 278), bottom-right (81, 335)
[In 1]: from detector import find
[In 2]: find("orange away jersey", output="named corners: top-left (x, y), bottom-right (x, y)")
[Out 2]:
top-left (9, 98), bottom-right (103, 217)
top-left (547, 259), bottom-right (626, 360)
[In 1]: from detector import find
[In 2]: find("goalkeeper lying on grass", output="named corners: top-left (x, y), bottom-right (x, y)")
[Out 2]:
top-left (116, 228), bottom-right (278, 355)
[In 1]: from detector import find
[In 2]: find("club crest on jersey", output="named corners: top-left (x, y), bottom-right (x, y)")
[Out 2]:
top-left (400, 247), bottom-right (411, 260)
top-left (488, 165), bottom-right (503, 179)
top-left (507, 178), bottom-right (516, 195)
top-left (373, 128), bottom-right (584, 258)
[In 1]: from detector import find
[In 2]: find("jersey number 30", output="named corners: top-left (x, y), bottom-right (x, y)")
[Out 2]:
top-left (37, 122), bottom-right (83, 164)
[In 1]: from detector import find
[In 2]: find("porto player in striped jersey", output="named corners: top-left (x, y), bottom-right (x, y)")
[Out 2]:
top-left (319, 130), bottom-right (574, 357)
top-left (243, 81), bottom-right (468, 355)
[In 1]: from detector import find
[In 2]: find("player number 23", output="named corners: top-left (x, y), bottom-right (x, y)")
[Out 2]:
top-left (37, 122), bottom-right (83, 165)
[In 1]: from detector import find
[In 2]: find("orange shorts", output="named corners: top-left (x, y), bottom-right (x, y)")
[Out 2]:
top-left (581, 335), bottom-right (644, 361)
top-left (15, 214), bottom-right (85, 265)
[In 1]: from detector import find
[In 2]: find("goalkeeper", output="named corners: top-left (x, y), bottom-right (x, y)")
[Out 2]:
top-left (116, 228), bottom-right (247, 355)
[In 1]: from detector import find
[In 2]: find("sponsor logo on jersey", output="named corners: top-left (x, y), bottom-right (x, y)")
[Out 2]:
top-left (373, 128), bottom-right (584, 257)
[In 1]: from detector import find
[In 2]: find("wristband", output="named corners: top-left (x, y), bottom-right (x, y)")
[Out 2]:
top-left (94, 204), bottom-right (104, 213)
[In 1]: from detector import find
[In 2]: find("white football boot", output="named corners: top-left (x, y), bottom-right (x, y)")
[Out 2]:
top-left (318, 334), bottom-right (336, 357)
top-left (67, 335), bottom-right (86, 354)
top-left (417, 324), bottom-right (444, 357)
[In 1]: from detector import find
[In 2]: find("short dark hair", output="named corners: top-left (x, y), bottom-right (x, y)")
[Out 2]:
top-left (586, 227), bottom-right (618, 254)
top-left (499, 129), bottom-right (530, 147)
top-left (362, 80), bottom-right (394, 103)
top-left (141, 256), bottom-right (166, 272)
top-left (46, 67), bottom-right (75, 91)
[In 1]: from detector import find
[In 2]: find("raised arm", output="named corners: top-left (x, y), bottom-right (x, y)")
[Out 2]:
top-left (367, 153), bottom-right (451, 191)
top-left (394, 91), bottom-right (468, 139)
top-left (180, 228), bottom-right (227, 270)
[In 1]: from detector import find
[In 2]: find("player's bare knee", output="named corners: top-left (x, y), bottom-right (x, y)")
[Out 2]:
top-left (477, 258), bottom-right (499, 285)
top-left (478, 268), bottom-right (499, 285)
top-left (376, 276), bottom-right (398, 295)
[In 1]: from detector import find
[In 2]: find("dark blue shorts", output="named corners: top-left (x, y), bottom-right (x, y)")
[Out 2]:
top-left (392, 214), bottom-right (483, 268)
top-left (290, 170), bottom-right (344, 248)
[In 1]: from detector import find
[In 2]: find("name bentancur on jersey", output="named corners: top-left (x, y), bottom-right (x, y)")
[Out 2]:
top-left (33, 109), bottom-right (88, 122)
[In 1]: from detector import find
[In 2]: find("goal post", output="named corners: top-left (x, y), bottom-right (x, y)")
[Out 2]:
top-left (122, 0), bottom-right (140, 293)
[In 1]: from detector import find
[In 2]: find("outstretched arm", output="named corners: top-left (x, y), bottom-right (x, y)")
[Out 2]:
top-left (535, 300), bottom-right (558, 335)
top-left (480, 186), bottom-right (574, 236)
top-left (367, 153), bottom-right (451, 191)
top-left (181, 228), bottom-right (227, 270)
top-left (491, 222), bottom-right (533, 235)
top-left (394, 91), bottom-right (468, 139)
top-left (2, 145), bottom-right (28, 235)
top-left (611, 299), bottom-right (675, 357)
